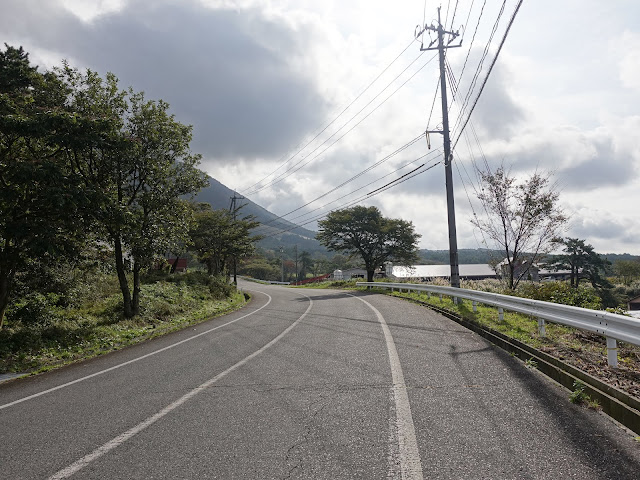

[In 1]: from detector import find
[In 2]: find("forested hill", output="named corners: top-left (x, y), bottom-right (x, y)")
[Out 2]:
top-left (193, 177), bottom-right (327, 254)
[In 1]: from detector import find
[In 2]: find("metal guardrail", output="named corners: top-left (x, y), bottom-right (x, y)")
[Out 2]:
top-left (356, 282), bottom-right (640, 367)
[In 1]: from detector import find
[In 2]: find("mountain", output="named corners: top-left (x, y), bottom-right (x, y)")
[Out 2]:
top-left (194, 177), bottom-right (327, 254)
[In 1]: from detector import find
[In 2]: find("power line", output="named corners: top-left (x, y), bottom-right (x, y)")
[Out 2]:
top-left (241, 38), bottom-right (418, 195)
top-left (256, 155), bottom-right (443, 239)
top-left (251, 133), bottom-right (424, 232)
top-left (244, 52), bottom-right (438, 196)
top-left (453, 0), bottom-right (525, 149)
top-left (451, 0), bottom-right (506, 136)
top-left (259, 150), bottom-right (442, 232)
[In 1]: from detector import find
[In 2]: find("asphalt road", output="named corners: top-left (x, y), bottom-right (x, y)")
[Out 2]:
top-left (1, 280), bottom-right (639, 479)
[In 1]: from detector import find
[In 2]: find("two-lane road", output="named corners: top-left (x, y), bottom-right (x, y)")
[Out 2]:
top-left (1, 281), bottom-right (639, 479)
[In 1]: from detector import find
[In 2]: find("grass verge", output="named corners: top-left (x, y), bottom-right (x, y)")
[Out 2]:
top-left (0, 272), bottom-right (247, 375)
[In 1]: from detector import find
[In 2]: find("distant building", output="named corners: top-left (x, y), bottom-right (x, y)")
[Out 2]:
top-left (330, 268), bottom-right (384, 281)
top-left (386, 261), bottom-right (572, 282)
top-left (387, 263), bottom-right (497, 281)
top-left (167, 258), bottom-right (188, 273)
top-left (331, 268), bottom-right (366, 281)
top-left (628, 295), bottom-right (640, 312)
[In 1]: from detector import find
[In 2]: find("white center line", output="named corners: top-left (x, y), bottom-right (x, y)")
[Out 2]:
top-left (0, 291), bottom-right (272, 410)
top-left (350, 294), bottom-right (424, 480)
top-left (47, 292), bottom-right (313, 480)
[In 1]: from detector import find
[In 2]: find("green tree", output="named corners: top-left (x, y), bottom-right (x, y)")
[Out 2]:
top-left (546, 237), bottom-right (611, 288)
top-left (317, 206), bottom-right (420, 282)
top-left (189, 204), bottom-right (260, 276)
top-left (59, 67), bottom-right (207, 317)
top-left (472, 166), bottom-right (567, 289)
top-left (239, 257), bottom-right (280, 281)
top-left (613, 259), bottom-right (640, 286)
top-left (0, 46), bottom-right (88, 327)
top-left (299, 250), bottom-right (313, 279)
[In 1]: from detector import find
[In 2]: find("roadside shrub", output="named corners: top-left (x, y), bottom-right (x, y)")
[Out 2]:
top-left (207, 275), bottom-right (235, 299)
top-left (6, 293), bottom-right (61, 328)
top-left (515, 282), bottom-right (602, 309)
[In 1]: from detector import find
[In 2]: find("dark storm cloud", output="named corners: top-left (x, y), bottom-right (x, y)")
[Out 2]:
top-left (571, 216), bottom-right (626, 241)
top-left (1, 0), bottom-right (329, 160)
top-left (557, 138), bottom-right (635, 189)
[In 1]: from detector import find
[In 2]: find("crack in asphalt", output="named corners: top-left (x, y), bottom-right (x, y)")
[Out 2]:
top-left (282, 393), bottom-right (330, 480)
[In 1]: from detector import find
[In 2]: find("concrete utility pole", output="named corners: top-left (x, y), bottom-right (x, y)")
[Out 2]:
top-left (416, 7), bottom-right (462, 288)
top-left (294, 245), bottom-right (298, 284)
top-left (229, 192), bottom-right (245, 285)
top-left (279, 246), bottom-right (284, 283)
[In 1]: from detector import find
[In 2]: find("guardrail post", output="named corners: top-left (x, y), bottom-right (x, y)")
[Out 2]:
top-left (498, 307), bottom-right (504, 322)
top-left (453, 297), bottom-right (458, 305)
top-left (472, 301), bottom-right (477, 312)
top-left (606, 337), bottom-right (618, 368)
top-left (537, 318), bottom-right (546, 337)
top-left (439, 293), bottom-right (443, 302)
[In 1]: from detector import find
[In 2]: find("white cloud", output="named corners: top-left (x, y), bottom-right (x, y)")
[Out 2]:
top-left (618, 31), bottom-right (640, 91)
top-left (2, 0), bottom-right (639, 253)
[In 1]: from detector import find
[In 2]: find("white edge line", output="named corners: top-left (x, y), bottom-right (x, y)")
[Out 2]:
top-left (47, 293), bottom-right (313, 480)
top-left (349, 293), bottom-right (424, 480)
top-left (0, 290), bottom-right (272, 410)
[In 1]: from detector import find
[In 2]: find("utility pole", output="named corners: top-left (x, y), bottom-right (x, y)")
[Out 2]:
top-left (279, 246), bottom-right (284, 283)
top-left (229, 192), bottom-right (245, 285)
top-left (416, 7), bottom-right (462, 288)
top-left (294, 245), bottom-right (298, 284)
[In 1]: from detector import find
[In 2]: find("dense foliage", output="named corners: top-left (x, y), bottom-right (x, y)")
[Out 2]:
top-left (189, 203), bottom-right (260, 276)
top-left (317, 206), bottom-right (420, 282)
top-left (545, 237), bottom-right (611, 288)
top-left (0, 45), bottom-right (257, 331)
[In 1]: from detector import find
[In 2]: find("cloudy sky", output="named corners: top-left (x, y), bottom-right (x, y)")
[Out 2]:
top-left (2, 0), bottom-right (639, 254)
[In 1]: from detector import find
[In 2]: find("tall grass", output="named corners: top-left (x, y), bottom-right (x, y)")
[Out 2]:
top-left (0, 271), bottom-right (245, 374)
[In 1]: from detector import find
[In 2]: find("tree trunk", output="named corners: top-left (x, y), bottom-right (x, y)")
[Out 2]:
top-left (0, 274), bottom-right (11, 329)
top-left (114, 236), bottom-right (134, 318)
top-left (170, 257), bottom-right (179, 274)
top-left (367, 269), bottom-right (374, 282)
top-left (131, 261), bottom-right (141, 317)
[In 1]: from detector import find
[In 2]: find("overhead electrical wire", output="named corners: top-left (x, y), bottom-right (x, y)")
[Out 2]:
top-left (260, 149), bottom-right (443, 231)
top-left (451, 0), bottom-right (506, 137)
top-left (257, 155), bottom-right (443, 239)
top-left (453, 0), bottom-right (486, 95)
top-left (459, 0), bottom-right (477, 43)
top-left (241, 37), bottom-right (419, 195)
top-left (252, 1), bottom-right (527, 241)
top-left (452, 0), bottom-right (525, 149)
top-left (244, 51), bottom-right (437, 197)
top-left (250, 133), bottom-right (424, 232)
top-left (242, 43), bottom-right (428, 197)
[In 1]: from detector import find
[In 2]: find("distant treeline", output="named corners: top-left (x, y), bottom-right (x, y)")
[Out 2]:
top-left (419, 249), bottom-right (639, 266)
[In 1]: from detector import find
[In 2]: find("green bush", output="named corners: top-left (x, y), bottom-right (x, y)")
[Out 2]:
top-left (207, 275), bottom-right (235, 299)
top-left (515, 282), bottom-right (602, 309)
top-left (6, 293), bottom-right (61, 328)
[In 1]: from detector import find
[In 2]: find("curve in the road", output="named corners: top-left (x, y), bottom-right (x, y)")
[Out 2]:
top-left (47, 290), bottom-right (313, 480)
top-left (350, 293), bottom-right (424, 480)
top-left (0, 291), bottom-right (273, 411)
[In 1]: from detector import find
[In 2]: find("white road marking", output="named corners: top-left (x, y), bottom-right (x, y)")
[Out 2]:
top-left (0, 291), bottom-right (272, 410)
top-left (350, 294), bottom-right (424, 480)
top-left (47, 293), bottom-right (313, 480)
